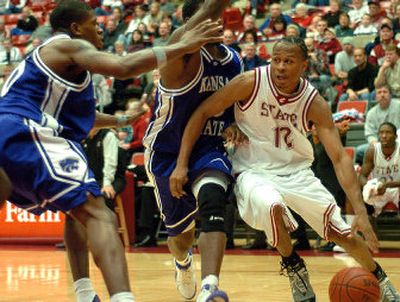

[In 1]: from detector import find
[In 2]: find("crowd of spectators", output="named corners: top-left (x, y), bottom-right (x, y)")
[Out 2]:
top-left (1, 0), bottom-right (399, 247)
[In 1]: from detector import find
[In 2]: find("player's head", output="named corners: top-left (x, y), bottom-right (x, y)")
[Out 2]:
top-left (271, 37), bottom-right (308, 93)
top-left (183, 0), bottom-right (205, 21)
top-left (50, 0), bottom-right (103, 49)
top-left (378, 122), bottom-right (397, 147)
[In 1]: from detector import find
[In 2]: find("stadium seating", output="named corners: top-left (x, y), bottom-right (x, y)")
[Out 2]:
top-left (337, 100), bottom-right (368, 114)
top-left (345, 123), bottom-right (367, 147)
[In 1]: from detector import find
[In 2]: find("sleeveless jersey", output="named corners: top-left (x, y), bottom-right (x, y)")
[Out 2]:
top-left (143, 44), bottom-right (243, 157)
top-left (0, 34), bottom-right (95, 142)
top-left (371, 142), bottom-right (400, 181)
top-left (233, 65), bottom-right (318, 175)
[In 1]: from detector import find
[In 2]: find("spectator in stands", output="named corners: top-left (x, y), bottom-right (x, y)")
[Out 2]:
top-left (316, 27), bottom-right (342, 63)
top-left (5, 0), bottom-right (26, 14)
top-left (144, 2), bottom-right (163, 30)
top-left (369, 23), bottom-right (398, 66)
top-left (392, 4), bottom-right (400, 34)
top-left (30, 13), bottom-right (52, 42)
top-left (259, 3), bottom-right (293, 37)
top-left (360, 122), bottom-right (400, 216)
top-left (286, 23), bottom-right (301, 37)
top-left (236, 15), bottom-right (262, 42)
top-left (111, 7), bottom-right (127, 35)
top-left (324, 0), bottom-right (342, 28)
top-left (222, 29), bottom-right (241, 53)
top-left (335, 12), bottom-right (354, 37)
top-left (355, 85), bottom-right (400, 164)
top-left (127, 29), bottom-right (146, 53)
top-left (125, 5), bottom-right (147, 35)
top-left (0, 19), bottom-right (8, 44)
top-left (339, 47), bottom-right (377, 102)
top-left (93, 73), bottom-right (113, 113)
top-left (374, 44), bottom-right (400, 99)
top-left (304, 37), bottom-right (334, 102)
top-left (291, 0), bottom-right (329, 8)
top-left (0, 63), bottom-right (13, 90)
top-left (314, 19), bottom-right (328, 43)
top-left (0, 38), bottom-right (21, 65)
top-left (82, 128), bottom-right (126, 210)
top-left (172, 3), bottom-right (183, 28)
top-left (367, 0), bottom-right (386, 27)
top-left (348, 0), bottom-right (369, 29)
top-left (140, 69), bottom-right (160, 108)
top-left (354, 13), bottom-right (378, 35)
top-left (334, 36), bottom-right (356, 82)
top-left (0, 0), bottom-right (7, 15)
top-left (306, 15), bottom-right (322, 38)
top-left (103, 18), bottom-right (120, 52)
top-left (14, 6), bottom-right (39, 34)
top-left (24, 37), bottom-right (42, 56)
top-left (152, 21), bottom-right (170, 47)
top-left (114, 40), bottom-right (127, 56)
top-left (160, 0), bottom-right (176, 15)
top-left (266, 15), bottom-right (287, 41)
top-left (242, 43), bottom-right (267, 71)
top-left (292, 3), bottom-right (312, 29)
top-left (242, 29), bottom-right (258, 44)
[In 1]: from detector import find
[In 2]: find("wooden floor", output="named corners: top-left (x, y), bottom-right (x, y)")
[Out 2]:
top-left (0, 244), bottom-right (400, 302)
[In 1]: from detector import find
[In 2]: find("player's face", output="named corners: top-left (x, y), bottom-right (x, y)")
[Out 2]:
top-left (78, 12), bottom-right (104, 49)
top-left (271, 44), bottom-right (307, 94)
top-left (379, 125), bottom-right (397, 148)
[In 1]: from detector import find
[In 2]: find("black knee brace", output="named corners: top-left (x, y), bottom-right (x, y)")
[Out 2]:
top-left (198, 183), bottom-right (227, 233)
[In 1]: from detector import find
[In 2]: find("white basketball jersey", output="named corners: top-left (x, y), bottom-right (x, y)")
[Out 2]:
top-left (233, 65), bottom-right (318, 175)
top-left (371, 142), bottom-right (400, 181)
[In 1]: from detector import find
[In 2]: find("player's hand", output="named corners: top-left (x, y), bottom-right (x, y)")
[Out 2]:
top-left (102, 185), bottom-right (116, 199)
top-left (180, 19), bottom-right (223, 54)
top-left (223, 123), bottom-right (248, 146)
top-left (376, 181), bottom-right (386, 195)
top-left (169, 165), bottom-right (189, 199)
top-left (351, 211), bottom-right (379, 253)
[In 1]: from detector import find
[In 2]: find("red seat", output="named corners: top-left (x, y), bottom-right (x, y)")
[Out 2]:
top-left (337, 100), bottom-right (368, 114)
top-left (223, 7), bottom-right (242, 31)
top-left (382, 202), bottom-right (399, 213)
top-left (131, 152), bottom-right (144, 166)
top-left (4, 14), bottom-right (22, 25)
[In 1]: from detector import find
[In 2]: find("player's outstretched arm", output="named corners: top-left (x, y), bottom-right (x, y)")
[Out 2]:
top-left (359, 146), bottom-right (375, 188)
top-left (0, 168), bottom-right (11, 208)
top-left (169, 71), bottom-right (255, 198)
top-left (69, 19), bottom-right (223, 79)
top-left (310, 95), bottom-right (379, 253)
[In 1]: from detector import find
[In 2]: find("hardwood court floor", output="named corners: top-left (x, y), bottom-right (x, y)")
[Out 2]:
top-left (0, 244), bottom-right (399, 302)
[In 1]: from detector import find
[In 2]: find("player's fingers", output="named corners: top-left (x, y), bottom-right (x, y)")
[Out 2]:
top-left (365, 229), bottom-right (379, 253)
top-left (169, 177), bottom-right (179, 198)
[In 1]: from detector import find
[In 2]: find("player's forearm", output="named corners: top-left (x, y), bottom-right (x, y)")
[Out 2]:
top-left (94, 112), bottom-right (121, 128)
top-left (385, 181), bottom-right (400, 188)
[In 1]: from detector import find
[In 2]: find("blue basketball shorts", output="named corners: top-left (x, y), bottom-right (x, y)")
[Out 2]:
top-left (0, 114), bottom-right (101, 215)
top-left (145, 149), bottom-right (232, 236)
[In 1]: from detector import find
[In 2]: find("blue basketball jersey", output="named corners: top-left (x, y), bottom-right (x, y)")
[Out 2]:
top-left (0, 34), bottom-right (95, 142)
top-left (143, 44), bottom-right (243, 164)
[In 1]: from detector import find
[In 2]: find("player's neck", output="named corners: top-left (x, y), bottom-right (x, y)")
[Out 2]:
top-left (204, 44), bottom-right (225, 60)
top-left (275, 79), bottom-right (302, 96)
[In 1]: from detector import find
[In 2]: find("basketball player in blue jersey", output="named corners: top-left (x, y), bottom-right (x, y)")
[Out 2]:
top-left (171, 36), bottom-right (400, 302)
top-left (0, 168), bottom-right (11, 208)
top-left (0, 1), bottom-right (224, 301)
top-left (143, 0), bottom-right (242, 301)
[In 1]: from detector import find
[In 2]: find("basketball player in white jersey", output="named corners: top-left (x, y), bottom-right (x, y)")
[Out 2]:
top-left (170, 37), bottom-right (400, 302)
top-left (360, 121), bottom-right (400, 216)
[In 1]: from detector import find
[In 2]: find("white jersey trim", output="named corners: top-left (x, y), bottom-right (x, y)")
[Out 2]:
top-left (33, 34), bottom-right (91, 92)
top-left (301, 89), bottom-right (318, 132)
top-left (236, 67), bottom-right (260, 112)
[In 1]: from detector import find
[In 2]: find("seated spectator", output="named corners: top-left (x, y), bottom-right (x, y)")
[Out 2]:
top-left (242, 43), bottom-right (267, 71)
top-left (291, 3), bottom-right (312, 29)
top-left (93, 73), bottom-right (113, 112)
top-left (0, 38), bottom-right (22, 65)
top-left (291, 0), bottom-right (329, 8)
top-left (152, 21), bottom-right (170, 47)
top-left (306, 15), bottom-right (322, 38)
top-left (266, 15), bottom-right (287, 41)
top-left (0, 19), bottom-right (8, 44)
top-left (222, 29), bottom-right (241, 54)
top-left (111, 7), bottom-right (127, 35)
top-left (335, 12), bottom-right (354, 37)
top-left (324, 0), bottom-right (342, 28)
top-left (125, 5), bottom-right (147, 35)
top-left (259, 3), bottom-right (293, 37)
top-left (127, 29), bottom-right (146, 53)
top-left (334, 36), bottom-right (356, 82)
top-left (0, 63), bottom-right (13, 90)
top-left (5, 0), bottom-right (26, 14)
top-left (392, 4), bottom-right (400, 34)
top-left (144, 2), bottom-right (163, 30)
top-left (316, 27), bottom-right (342, 63)
top-left (314, 19), bottom-right (328, 43)
top-left (374, 44), bottom-right (400, 99)
top-left (360, 122), bottom-right (400, 216)
top-left (339, 47), bottom-right (377, 102)
top-left (30, 13), bottom-right (52, 42)
top-left (160, 0), bottom-right (176, 15)
top-left (236, 15), bottom-right (262, 43)
top-left (172, 3), bottom-right (183, 28)
top-left (103, 19), bottom-right (121, 52)
top-left (348, 0), bottom-right (369, 29)
top-left (354, 13), bottom-right (377, 35)
top-left (369, 23), bottom-right (398, 66)
top-left (12, 6), bottom-right (38, 36)
top-left (355, 85), bottom-right (400, 164)
top-left (82, 128), bottom-right (127, 210)
top-left (367, 0), bottom-right (386, 27)
top-left (286, 23), bottom-right (301, 37)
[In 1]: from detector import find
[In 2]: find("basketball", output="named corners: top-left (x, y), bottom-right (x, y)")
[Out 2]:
top-left (329, 267), bottom-right (380, 302)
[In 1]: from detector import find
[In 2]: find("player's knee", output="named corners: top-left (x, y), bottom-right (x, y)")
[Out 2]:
top-left (198, 183), bottom-right (227, 233)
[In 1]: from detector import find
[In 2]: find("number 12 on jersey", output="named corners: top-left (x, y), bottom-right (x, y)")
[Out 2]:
top-left (274, 127), bottom-right (293, 149)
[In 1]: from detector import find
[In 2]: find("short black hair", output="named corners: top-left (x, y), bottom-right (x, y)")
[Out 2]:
top-left (183, 0), bottom-right (205, 20)
top-left (379, 122), bottom-right (397, 135)
top-left (50, 0), bottom-right (92, 33)
top-left (273, 36), bottom-right (308, 60)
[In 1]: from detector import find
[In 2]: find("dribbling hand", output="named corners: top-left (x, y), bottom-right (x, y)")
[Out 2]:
top-left (169, 165), bottom-right (188, 199)
top-left (351, 212), bottom-right (379, 253)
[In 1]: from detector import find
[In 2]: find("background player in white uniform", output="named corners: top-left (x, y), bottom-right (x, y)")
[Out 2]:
top-left (170, 37), bottom-right (400, 302)
top-left (360, 122), bottom-right (400, 216)
top-left (0, 1), bottom-right (224, 301)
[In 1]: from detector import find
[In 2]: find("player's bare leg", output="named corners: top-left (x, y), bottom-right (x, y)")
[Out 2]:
top-left (168, 228), bottom-right (197, 300)
top-left (273, 206), bottom-right (316, 302)
top-left (69, 194), bottom-right (133, 301)
top-left (198, 231), bottom-right (226, 278)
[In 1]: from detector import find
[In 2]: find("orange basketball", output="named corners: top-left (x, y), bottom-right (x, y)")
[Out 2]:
top-left (329, 267), bottom-right (380, 302)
